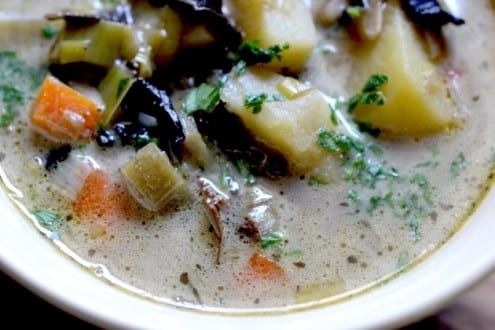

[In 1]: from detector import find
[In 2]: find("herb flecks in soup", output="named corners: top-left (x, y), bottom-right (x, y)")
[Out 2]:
top-left (0, 0), bottom-right (494, 311)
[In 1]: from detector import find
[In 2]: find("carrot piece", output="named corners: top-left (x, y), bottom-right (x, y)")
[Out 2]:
top-left (73, 169), bottom-right (134, 224)
top-left (30, 75), bottom-right (100, 142)
top-left (238, 251), bottom-right (287, 284)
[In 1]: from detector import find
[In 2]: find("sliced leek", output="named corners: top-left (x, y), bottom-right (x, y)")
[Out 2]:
top-left (98, 60), bottom-right (135, 126)
top-left (50, 20), bottom-right (139, 68)
top-left (121, 143), bottom-right (185, 211)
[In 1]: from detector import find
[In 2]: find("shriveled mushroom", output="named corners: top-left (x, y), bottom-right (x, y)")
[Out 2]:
top-left (238, 186), bottom-right (278, 244)
top-left (198, 177), bottom-right (229, 265)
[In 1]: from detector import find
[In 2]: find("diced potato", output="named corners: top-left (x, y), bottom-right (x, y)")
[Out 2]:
top-left (220, 67), bottom-right (335, 172)
top-left (229, 0), bottom-right (317, 74)
top-left (348, 3), bottom-right (456, 137)
top-left (121, 143), bottom-right (185, 211)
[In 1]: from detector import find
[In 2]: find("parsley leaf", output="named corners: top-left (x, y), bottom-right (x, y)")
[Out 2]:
top-left (244, 93), bottom-right (284, 114)
top-left (233, 40), bottom-right (290, 74)
top-left (348, 74), bottom-right (388, 113)
top-left (450, 152), bottom-right (467, 177)
top-left (260, 232), bottom-right (284, 249)
top-left (31, 210), bottom-right (61, 230)
top-left (0, 51), bottom-right (46, 127)
top-left (317, 130), bottom-right (365, 155)
top-left (41, 24), bottom-right (59, 39)
top-left (183, 83), bottom-right (221, 115)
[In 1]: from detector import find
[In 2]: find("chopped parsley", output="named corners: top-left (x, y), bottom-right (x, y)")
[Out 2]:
top-left (234, 159), bottom-right (256, 185)
top-left (0, 51), bottom-right (46, 127)
top-left (260, 232), bottom-right (284, 249)
top-left (244, 93), bottom-right (284, 114)
top-left (308, 175), bottom-right (328, 186)
top-left (31, 210), bottom-right (61, 231)
top-left (397, 251), bottom-right (410, 268)
top-left (347, 190), bottom-right (360, 203)
top-left (41, 24), bottom-right (59, 39)
top-left (183, 83), bottom-right (221, 114)
top-left (348, 74), bottom-right (388, 113)
top-left (355, 121), bottom-right (381, 137)
top-left (346, 6), bottom-right (364, 19)
top-left (317, 130), bottom-right (365, 155)
top-left (233, 40), bottom-right (290, 74)
top-left (450, 152), bottom-right (467, 177)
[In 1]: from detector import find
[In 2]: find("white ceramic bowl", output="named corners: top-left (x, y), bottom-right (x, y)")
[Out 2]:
top-left (1, 161), bottom-right (495, 329)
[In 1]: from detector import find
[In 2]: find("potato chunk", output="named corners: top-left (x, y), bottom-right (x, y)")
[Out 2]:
top-left (348, 3), bottom-right (456, 137)
top-left (220, 67), bottom-right (334, 172)
top-left (229, 0), bottom-right (317, 74)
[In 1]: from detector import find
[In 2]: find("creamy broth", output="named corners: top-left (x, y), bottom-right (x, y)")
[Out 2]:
top-left (1, 0), bottom-right (495, 312)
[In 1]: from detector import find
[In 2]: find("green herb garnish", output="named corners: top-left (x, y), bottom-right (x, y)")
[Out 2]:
top-left (346, 6), bottom-right (364, 19)
top-left (317, 130), bottom-right (365, 155)
top-left (0, 51), bottom-right (46, 127)
top-left (234, 40), bottom-right (290, 74)
top-left (184, 83), bottom-right (221, 115)
top-left (244, 93), bottom-right (284, 114)
top-left (31, 210), bottom-right (61, 230)
top-left (234, 159), bottom-right (256, 185)
top-left (397, 251), bottom-right (410, 268)
top-left (450, 152), bottom-right (467, 177)
top-left (260, 232), bottom-right (284, 249)
top-left (41, 25), bottom-right (59, 39)
top-left (348, 74), bottom-right (388, 113)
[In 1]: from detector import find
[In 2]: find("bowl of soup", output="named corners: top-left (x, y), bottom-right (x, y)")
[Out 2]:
top-left (1, 0), bottom-right (495, 328)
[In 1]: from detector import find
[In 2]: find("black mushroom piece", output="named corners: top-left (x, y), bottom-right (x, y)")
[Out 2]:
top-left (400, 0), bottom-right (465, 31)
top-left (193, 103), bottom-right (289, 179)
top-left (148, 0), bottom-right (243, 89)
top-left (44, 144), bottom-right (72, 171)
top-left (99, 79), bottom-right (185, 161)
top-left (148, 0), bottom-right (223, 14)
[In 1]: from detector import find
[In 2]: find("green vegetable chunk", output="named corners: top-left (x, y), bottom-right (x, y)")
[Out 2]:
top-left (121, 143), bottom-right (185, 211)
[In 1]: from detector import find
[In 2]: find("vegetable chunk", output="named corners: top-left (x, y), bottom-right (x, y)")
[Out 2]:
top-left (220, 67), bottom-right (334, 172)
top-left (238, 251), bottom-right (286, 284)
top-left (349, 3), bottom-right (456, 137)
top-left (30, 75), bottom-right (101, 142)
top-left (229, 0), bottom-right (317, 74)
top-left (121, 143), bottom-right (185, 211)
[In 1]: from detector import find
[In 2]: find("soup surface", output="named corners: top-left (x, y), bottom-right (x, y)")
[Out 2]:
top-left (0, 0), bottom-right (495, 312)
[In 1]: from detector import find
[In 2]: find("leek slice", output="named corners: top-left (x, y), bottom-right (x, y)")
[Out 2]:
top-left (98, 60), bottom-right (135, 126)
top-left (121, 143), bottom-right (185, 211)
top-left (50, 20), bottom-right (139, 69)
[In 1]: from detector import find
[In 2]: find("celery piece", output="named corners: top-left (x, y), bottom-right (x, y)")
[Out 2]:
top-left (121, 143), bottom-right (185, 211)
top-left (98, 61), bottom-right (135, 126)
top-left (50, 20), bottom-right (139, 69)
top-left (58, 40), bottom-right (91, 64)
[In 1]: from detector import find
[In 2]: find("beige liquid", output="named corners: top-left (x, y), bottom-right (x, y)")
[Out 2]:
top-left (0, 0), bottom-right (494, 312)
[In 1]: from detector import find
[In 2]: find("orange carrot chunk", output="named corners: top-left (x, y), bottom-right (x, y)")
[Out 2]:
top-left (73, 169), bottom-right (133, 223)
top-left (239, 251), bottom-right (287, 284)
top-left (30, 75), bottom-right (100, 142)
